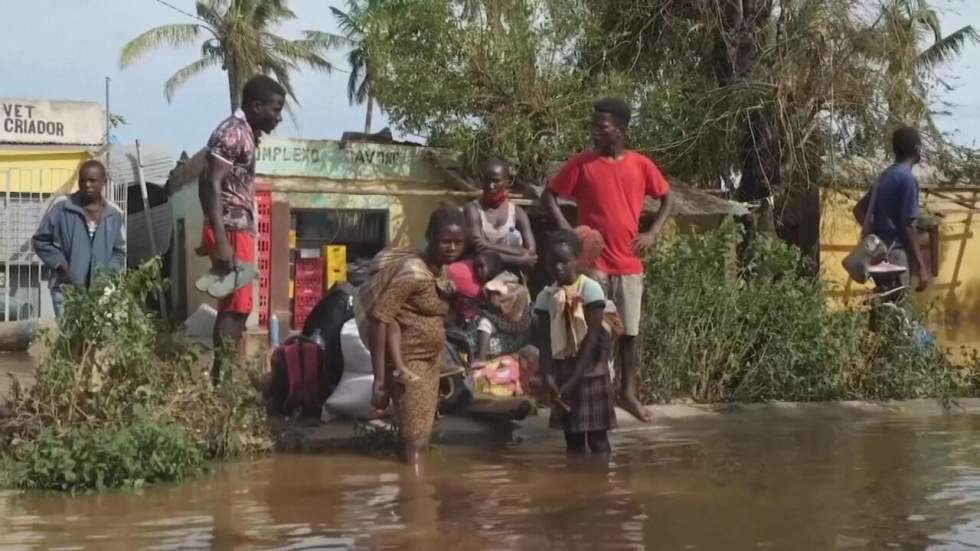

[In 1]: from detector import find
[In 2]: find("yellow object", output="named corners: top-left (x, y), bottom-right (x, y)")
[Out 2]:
top-left (820, 187), bottom-right (980, 353)
top-left (288, 230), bottom-right (296, 249)
top-left (288, 280), bottom-right (294, 299)
top-left (323, 244), bottom-right (347, 290)
top-left (0, 148), bottom-right (91, 193)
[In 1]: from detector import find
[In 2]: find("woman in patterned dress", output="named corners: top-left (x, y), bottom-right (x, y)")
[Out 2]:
top-left (355, 205), bottom-right (466, 467)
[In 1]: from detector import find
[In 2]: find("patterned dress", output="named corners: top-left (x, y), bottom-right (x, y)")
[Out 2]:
top-left (359, 251), bottom-right (450, 442)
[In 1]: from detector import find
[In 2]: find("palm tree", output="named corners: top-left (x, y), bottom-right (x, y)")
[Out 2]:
top-left (120, 0), bottom-right (336, 111)
top-left (308, 1), bottom-right (376, 133)
top-left (873, 0), bottom-right (979, 137)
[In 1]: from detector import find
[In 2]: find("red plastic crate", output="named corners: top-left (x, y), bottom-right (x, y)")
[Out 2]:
top-left (255, 190), bottom-right (272, 328)
top-left (294, 257), bottom-right (323, 277)
top-left (255, 191), bottom-right (271, 218)
top-left (293, 258), bottom-right (323, 295)
top-left (292, 289), bottom-right (321, 328)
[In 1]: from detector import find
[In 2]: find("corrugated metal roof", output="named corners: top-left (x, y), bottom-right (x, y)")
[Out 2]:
top-left (108, 144), bottom-right (175, 188)
top-left (127, 204), bottom-right (173, 266)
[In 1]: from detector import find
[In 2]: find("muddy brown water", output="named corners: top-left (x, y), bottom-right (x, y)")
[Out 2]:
top-left (2, 411), bottom-right (980, 550)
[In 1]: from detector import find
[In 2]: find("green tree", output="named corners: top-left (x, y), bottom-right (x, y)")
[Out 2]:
top-left (361, 0), bottom-right (629, 184)
top-left (120, 0), bottom-right (335, 111)
top-left (307, 1), bottom-right (378, 133)
top-left (870, 0), bottom-right (979, 139)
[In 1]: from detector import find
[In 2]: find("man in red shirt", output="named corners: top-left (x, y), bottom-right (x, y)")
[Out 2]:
top-left (542, 98), bottom-right (673, 422)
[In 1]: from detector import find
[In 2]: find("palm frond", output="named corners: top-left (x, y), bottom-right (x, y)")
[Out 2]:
top-left (918, 25), bottom-right (980, 69)
top-left (346, 48), bottom-right (367, 104)
top-left (120, 24), bottom-right (203, 68)
top-left (265, 34), bottom-right (334, 72)
top-left (303, 30), bottom-right (353, 50)
top-left (254, 0), bottom-right (295, 28)
top-left (201, 38), bottom-right (224, 62)
top-left (164, 56), bottom-right (222, 101)
top-left (196, 1), bottom-right (226, 28)
top-left (330, 6), bottom-right (361, 38)
top-left (354, 68), bottom-right (372, 105)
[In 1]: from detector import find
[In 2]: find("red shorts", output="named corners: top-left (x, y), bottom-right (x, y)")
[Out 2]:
top-left (200, 225), bottom-right (255, 315)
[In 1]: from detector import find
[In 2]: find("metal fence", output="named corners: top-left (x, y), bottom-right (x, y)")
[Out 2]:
top-left (1, 167), bottom-right (126, 320)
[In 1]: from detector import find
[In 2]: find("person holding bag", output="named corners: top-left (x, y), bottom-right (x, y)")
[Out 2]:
top-left (847, 126), bottom-right (931, 294)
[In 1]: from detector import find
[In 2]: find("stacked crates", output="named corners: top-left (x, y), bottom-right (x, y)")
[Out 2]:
top-left (292, 256), bottom-right (323, 328)
top-left (255, 191), bottom-right (272, 328)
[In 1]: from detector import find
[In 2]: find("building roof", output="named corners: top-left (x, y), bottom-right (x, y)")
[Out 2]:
top-left (108, 144), bottom-right (175, 188)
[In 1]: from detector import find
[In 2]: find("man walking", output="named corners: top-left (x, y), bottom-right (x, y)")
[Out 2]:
top-left (33, 159), bottom-right (126, 318)
top-left (853, 126), bottom-right (931, 293)
top-left (543, 98), bottom-right (673, 422)
top-left (198, 75), bottom-right (285, 384)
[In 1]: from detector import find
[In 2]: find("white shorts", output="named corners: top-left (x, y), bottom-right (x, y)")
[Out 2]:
top-left (607, 274), bottom-right (644, 336)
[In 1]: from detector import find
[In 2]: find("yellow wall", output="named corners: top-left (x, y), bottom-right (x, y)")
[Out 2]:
top-left (0, 148), bottom-right (91, 194)
top-left (821, 188), bottom-right (980, 350)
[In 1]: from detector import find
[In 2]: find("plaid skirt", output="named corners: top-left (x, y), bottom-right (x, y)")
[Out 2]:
top-left (549, 363), bottom-right (617, 433)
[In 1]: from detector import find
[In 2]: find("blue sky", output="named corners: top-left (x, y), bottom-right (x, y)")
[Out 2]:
top-left (2, 0), bottom-right (979, 155)
top-left (1, 0), bottom-right (390, 155)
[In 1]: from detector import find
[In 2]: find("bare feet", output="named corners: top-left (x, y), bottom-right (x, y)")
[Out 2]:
top-left (619, 393), bottom-right (652, 423)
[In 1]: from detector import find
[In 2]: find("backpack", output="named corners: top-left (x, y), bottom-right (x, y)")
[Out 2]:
top-left (270, 335), bottom-right (331, 418)
top-left (301, 282), bottom-right (355, 390)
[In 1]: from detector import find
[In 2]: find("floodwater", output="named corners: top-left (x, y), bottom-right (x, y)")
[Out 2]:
top-left (3, 412), bottom-right (980, 550)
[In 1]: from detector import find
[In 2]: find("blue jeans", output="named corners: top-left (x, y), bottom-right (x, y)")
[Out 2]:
top-left (50, 287), bottom-right (65, 319)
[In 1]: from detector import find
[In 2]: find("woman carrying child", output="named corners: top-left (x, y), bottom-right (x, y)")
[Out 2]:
top-left (535, 229), bottom-right (618, 455)
top-left (354, 205), bottom-right (466, 467)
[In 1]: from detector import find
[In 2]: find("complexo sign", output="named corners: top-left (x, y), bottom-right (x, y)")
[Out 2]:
top-left (0, 98), bottom-right (105, 145)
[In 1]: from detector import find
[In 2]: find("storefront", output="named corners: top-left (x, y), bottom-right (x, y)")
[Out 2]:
top-left (167, 137), bottom-right (470, 333)
top-left (0, 98), bottom-right (108, 320)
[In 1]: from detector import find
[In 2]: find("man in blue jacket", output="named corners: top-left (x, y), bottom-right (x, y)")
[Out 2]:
top-left (32, 159), bottom-right (127, 317)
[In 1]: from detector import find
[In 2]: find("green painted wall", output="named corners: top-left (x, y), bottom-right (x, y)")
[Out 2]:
top-left (256, 138), bottom-right (451, 183)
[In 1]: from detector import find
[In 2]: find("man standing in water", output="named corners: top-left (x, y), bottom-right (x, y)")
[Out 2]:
top-left (199, 75), bottom-right (285, 384)
top-left (542, 98), bottom-right (673, 422)
top-left (853, 126), bottom-right (931, 294)
top-left (33, 159), bottom-right (126, 318)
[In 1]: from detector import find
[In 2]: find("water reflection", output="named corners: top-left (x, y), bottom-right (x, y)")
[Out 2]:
top-left (4, 415), bottom-right (980, 549)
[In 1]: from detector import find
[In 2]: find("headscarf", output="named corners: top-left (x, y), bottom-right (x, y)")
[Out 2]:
top-left (575, 225), bottom-right (605, 272)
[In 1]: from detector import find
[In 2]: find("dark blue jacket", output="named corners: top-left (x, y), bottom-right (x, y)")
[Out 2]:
top-left (32, 193), bottom-right (127, 289)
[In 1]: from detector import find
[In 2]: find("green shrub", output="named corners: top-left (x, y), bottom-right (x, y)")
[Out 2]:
top-left (638, 224), bottom-right (962, 404)
top-left (0, 260), bottom-right (271, 491)
top-left (11, 419), bottom-right (204, 492)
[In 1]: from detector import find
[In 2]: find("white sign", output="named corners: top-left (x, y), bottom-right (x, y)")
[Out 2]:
top-left (0, 98), bottom-right (105, 145)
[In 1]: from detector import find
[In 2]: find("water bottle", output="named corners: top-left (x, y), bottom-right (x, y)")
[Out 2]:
top-left (269, 314), bottom-right (280, 347)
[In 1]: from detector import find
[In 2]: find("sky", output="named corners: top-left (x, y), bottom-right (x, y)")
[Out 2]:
top-left (2, 0), bottom-right (980, 156)
top-left (0, 0), bottom-right (391, 155)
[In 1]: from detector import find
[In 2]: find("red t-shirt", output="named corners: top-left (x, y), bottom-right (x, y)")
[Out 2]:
top-left (549, 150), bottom-right (670, 275)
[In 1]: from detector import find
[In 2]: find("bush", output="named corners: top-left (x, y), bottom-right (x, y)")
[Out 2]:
top-left (638, 224), bottom-right (963, 404)
top-left (11, 418), bottom-right (204, 492)
top-left (0, 260), bottom-right (272, 491)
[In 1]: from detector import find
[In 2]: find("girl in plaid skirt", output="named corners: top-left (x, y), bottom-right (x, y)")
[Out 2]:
top-left (535, 229), bottom-right (617, 455)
